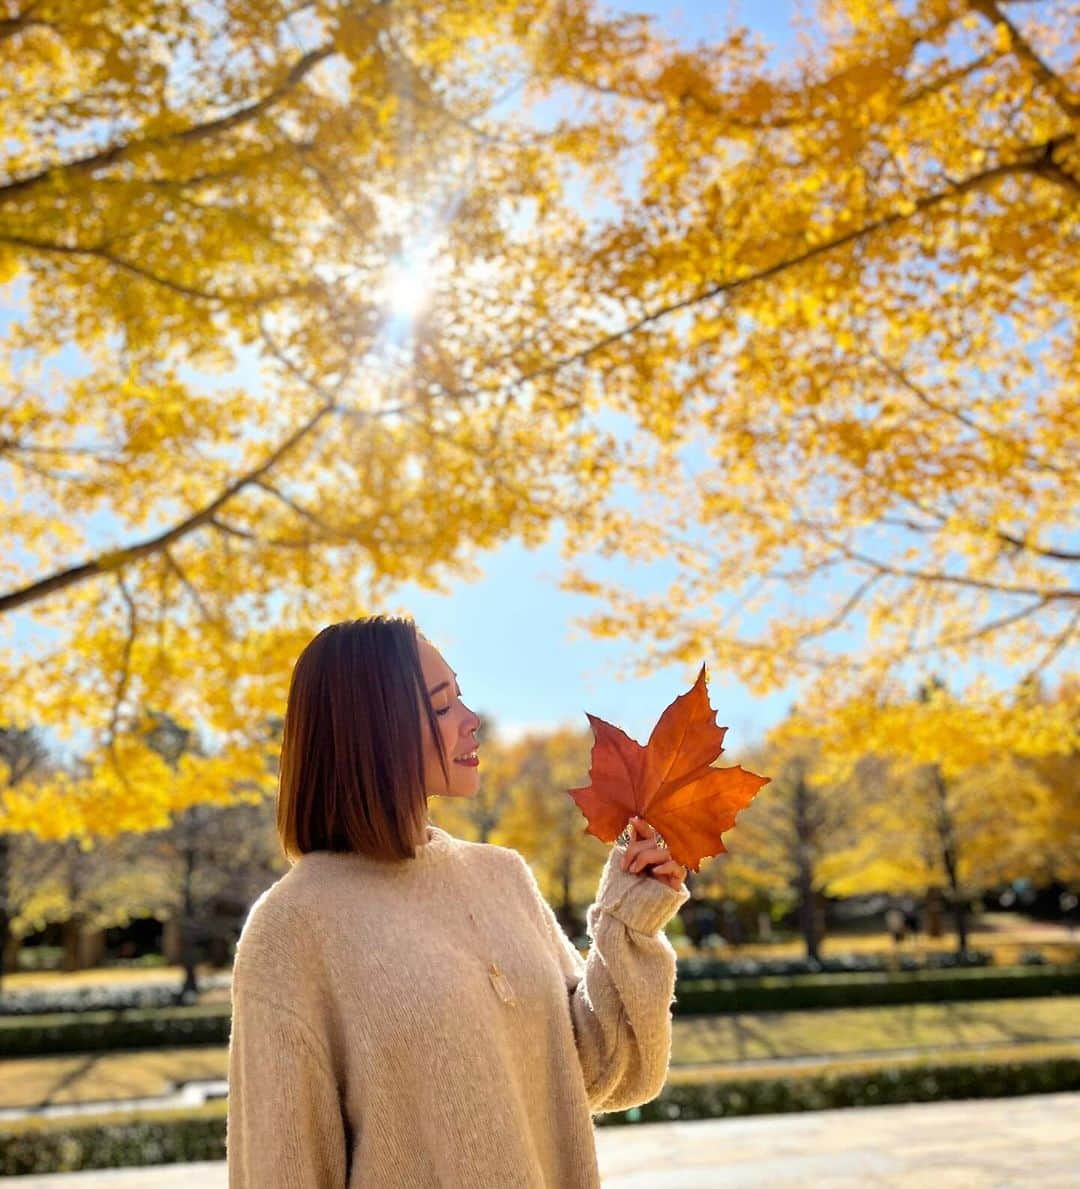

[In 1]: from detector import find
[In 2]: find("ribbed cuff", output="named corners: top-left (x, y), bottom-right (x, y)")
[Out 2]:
top-left (590, 841), bottom-right (691, 936)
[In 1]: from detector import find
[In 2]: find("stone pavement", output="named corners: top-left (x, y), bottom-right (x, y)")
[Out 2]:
top-left (3, 1092), bottom-right (1078, 1187)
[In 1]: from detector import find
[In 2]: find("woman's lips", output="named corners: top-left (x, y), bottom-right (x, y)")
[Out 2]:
top-left (454, 753), bottom-right (479, 767)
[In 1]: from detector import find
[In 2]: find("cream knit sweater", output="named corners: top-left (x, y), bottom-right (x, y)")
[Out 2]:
top-left (227, 823), bottom-right (690, 1188)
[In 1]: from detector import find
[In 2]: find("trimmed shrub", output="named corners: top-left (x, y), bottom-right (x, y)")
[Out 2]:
top-left (1, 977), bottom-right (230, 1017)
top-left (0, 1103), bottom-right (227, 1176)
top-left (0, 1003), bottom-right (231, 1058)
top-left (675, 951), bottom-right (992, 980)
top-left (4, 965), bottom-right (1078, 1058)
top-left (673, 964), bottom-right (1080, 1015)
top-left (595, 1052), bottom-right (1080, 1126)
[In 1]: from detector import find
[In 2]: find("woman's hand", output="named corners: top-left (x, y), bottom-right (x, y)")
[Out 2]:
top-left (619, 816), bottom-right (687, 892)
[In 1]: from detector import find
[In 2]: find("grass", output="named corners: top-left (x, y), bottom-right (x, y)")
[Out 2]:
top-left (672, 926), bottom-right (1080, 969)
top-left (0, 1046), bottom-right (227, 1111)
top-left (665, 1038), bottom-right (1080, 1088)
top-left (670, 995), bottom-right (1080, 1065)
top-left (3, 996), bottom-right (1078, 1112)
top-left (2, 964), bottom-right (227, 993)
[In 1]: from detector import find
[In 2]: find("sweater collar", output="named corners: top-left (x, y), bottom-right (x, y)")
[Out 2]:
top-left (291, 824), bottom-right (459, 872)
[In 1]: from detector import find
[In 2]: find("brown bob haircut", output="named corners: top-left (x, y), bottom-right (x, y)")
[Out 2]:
top-left (276, 615), bottom-right (450, 863)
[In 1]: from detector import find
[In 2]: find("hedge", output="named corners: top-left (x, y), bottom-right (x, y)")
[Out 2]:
top-left (674, 963), bottom-right (1080, 1015)
top-left (0, 1002), bottom-right (231, 1058)
top-left (0, 1102), bottom-right (227, 1176)
top-left (596, 1051), bottom-right (1080, 1126)
top-left (1, 979), bottom-right (230, 1017)
top-left (4, 965), bottom-right (1079, 1058)
top-left (675, 950), bottom-right (993, 980)
top-left (3, 1051), bottom-right (1079, 1175)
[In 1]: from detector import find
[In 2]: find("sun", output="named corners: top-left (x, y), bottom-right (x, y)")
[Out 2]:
top-left (385, 260), bottom-right (428, 319)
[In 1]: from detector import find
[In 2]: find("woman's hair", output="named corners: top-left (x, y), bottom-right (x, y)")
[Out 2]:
top-left (276, 615), bottom-right (449, 863)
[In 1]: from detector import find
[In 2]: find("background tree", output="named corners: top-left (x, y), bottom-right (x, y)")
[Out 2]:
top-left (1010, 678), bottom-right (1080, 890)
top-left (137, 709), bottom-right (281, 999)
top-left (719, 738), bottom-right (849, 960)
top-left (142, 798), bottom-right (285, 1001)
top-left (0, 723), bottom-right (50, 991)
top-left (811, 678), bottom-right (1057, 955)
top-left (496, 726), bottom-right (601, 940)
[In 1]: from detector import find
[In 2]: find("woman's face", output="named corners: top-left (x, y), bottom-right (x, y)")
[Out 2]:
top-left (416, 633), bottom-right (482, 798)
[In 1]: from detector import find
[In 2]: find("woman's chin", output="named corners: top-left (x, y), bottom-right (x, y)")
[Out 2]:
top-left (451, 772), bottom-right (481, 796)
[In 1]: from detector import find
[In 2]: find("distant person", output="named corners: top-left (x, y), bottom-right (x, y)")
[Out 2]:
top-left (885, 906), bottom-right (907, 946)
top-left (227, 615), bottom-right (689, 1188)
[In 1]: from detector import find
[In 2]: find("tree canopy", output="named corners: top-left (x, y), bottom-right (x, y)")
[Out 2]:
top-left (556, 0), bottom-right (1078, 732)
top-left (2, 0), bottom-right (1076, 837)
top-left (0, 0), bottom-right (641, 832)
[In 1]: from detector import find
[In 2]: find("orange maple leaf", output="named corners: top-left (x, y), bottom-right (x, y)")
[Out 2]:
top-left (568, 662), bottom-right (770, 873)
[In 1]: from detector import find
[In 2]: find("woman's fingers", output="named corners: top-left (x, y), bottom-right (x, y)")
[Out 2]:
top-left (622, 845), bottom-right (668, 872)
top-left (619, 817), bottom-right (689, 891)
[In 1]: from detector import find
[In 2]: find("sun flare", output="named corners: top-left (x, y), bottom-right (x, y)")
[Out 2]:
top-left (385, 261), bottom-right (428, 318)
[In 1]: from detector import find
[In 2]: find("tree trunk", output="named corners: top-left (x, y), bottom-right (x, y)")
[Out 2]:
top-left (61, 916), bottom-right (84, 972)
top-left (0, 835), bottom-right (9, 994)
top-left (931, 765), bottom-right (968, 958)
top-left (2, 929), bottom-right (18, 975)
top-left (178, 834), bottom-right (199, 1002)
top-left (924, 887), bottom-right (945, 937)
top-left (793, 774), bottom-right (820, 961)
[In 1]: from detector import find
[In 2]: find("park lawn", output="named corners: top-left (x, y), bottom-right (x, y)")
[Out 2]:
top-left (2, 965), bottom-right (225, 992)
top-left (673, 932), bottom-right (1080, 968)
top-left (670, 995), bottom-right (1080, 1066)
top-left (0, 1046), bottom-right (227, 1111)
top-left (2, 996), bottom-right (1078, 1111)
top-left (666, 1038), bottom-right (1080, 1088)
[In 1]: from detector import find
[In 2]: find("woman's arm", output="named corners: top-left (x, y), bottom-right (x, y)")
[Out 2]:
top-left (509, 842), bottom-right (690, 1115)
top-left (227, 987), bottom-right (348, 1188)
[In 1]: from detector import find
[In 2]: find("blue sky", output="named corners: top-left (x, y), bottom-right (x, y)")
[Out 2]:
top-left (5, 1), bottom-right (1070, 769)
top-left (0, 1), bottom-right (806, 761)
top-left (13, 2), bottom-right (1051, 762)
top-left (386, 1), bottom-right (805, 752)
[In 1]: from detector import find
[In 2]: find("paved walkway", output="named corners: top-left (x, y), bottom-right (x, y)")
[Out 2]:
top-left (3, 1093), bottom-right (1078, 1187)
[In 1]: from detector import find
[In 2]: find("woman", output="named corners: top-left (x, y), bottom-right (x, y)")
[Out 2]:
top-left (227, 614), bottom-right (689, 1188)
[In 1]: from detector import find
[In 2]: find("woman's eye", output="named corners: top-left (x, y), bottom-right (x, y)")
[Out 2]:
top-left (436, 706), bottom-right (450, 717)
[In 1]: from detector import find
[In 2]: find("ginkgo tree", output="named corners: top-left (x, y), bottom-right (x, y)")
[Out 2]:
top-left (552, 0), bottom-right (1078, 737)
top-left (716, 737), bottom-right (851, 960)
top-left (787, 676), bottom-right (1075, 954)
top-left (4, 0), bottom-right (1077, 845)
top-left (0, 0), bottom-right (665, 837)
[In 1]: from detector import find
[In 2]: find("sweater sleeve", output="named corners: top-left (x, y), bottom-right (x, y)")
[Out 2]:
top-left (227, 986), bottom-right (348, 1188)
top-left (509, 840), bottom-right (690, 1116)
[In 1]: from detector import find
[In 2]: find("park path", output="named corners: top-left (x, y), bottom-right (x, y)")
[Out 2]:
top-left (2, 1091), bottom-right (1077, 1187)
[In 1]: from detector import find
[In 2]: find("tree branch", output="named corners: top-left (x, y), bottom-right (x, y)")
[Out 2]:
top-left (495, 135), bottom-right (1076, 396)
top-left (106, 574), bottom-right (138, 755)
top-left (1021, 603), bottom-right (1080, 685)
top-left (0, 43), bottom-right (336, 201)
top-left (968, 0), bottom-right (1080, 118)
top-left (162, 548), bottom-right (218, 627)
top-left (0, 402), bottom-right (338, 616)
top-left (0, 232), bottom-right (323, 308)
top-left (0, 4), bottom-right (55, 44)
top-left (867, 346), bottom-right (1068, 479)
top-left (839, 543), bottom-right (1077, 600)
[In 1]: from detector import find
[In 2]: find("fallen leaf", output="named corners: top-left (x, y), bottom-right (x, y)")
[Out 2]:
top-left (568, 662), bottom-right (770, 872)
